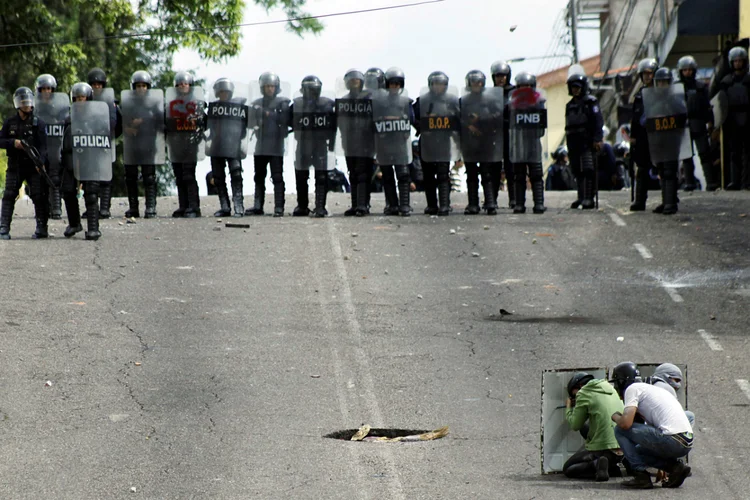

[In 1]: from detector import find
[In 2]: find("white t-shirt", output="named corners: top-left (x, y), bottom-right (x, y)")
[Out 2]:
top-left (623, 383), bottom-right (692, 434)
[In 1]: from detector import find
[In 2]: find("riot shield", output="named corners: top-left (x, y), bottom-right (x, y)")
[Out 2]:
top-left (248, 82), bottom-right (292, 157)
top-left (121, 89), bottom-right (166, 165)
top-left (35, 92), bottom-right (70, 173)
top-left (165, 86), bottom-right (206, 163)
top-left (418, 86), bottom-right (461, 163)
top-left (372, 90), bottom-right (413, 166)
top-left (290, 92), bottom-right (337, 171)
top-left (540, 367), bottom-right (608, 474)
top-left (92, 88), bottom-right (117, 161)
top-left (712, 91), bottom-right (729, 129)
top-left (335, 81), bottom-right (375, 159)
top-left (643, 84), bottom-right (692, 164)
top-left (71, 101), bottom-right (113, 181)
top-left (508, 88), bottom-right (547, 164)
top-left (460, 87), bottom-right (504, 163)
top-left (205, 82), bottom-right (250, 159)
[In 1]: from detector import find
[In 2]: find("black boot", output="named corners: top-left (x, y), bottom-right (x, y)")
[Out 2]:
top-left (49, 187), bottom-right (62, 220)
top-left (63, 193), bottom-right (82, 238)
top-left (662, 178), bottom-right (679, 215)
top-left (32, 195), bottom-right (49, 239)
top-left (438, 181), bottom-right (451, 216)
top-left (0, 197), bottom-right (13, 240)
top-left (355, 182), bottom-right (368, 216)
top-left (125, 196), bottom-right (140, 218)
top-left (273, 185), bottom-right (285, 217)
top-left (383, 183), bottom-right (399, 215)
top-left (231, 175), bottom-right (244, 218)
top-left (532, 179), bottom-right (546, 213)
top-left (581, 176), bottom-right (596, 209)
top-left (505, 165), bottom-right (516, 209)
top-left (682, 160), bottom-right (696, 191)
top-left (513, 174), bottom-right (526, 214)
top-left (32, 219), bottom-right (49, 239)
top-left (246, 182), bottom-right (264, 215)
top-left (84, 189), bottom-right (101, 241)
top-left (482, 180), bottom-right (498, 215)
top-left (213, 184), bottom-right (231, 217)
top-left (344, 187), bottom-right (357, 216)
top-left (144, 182), bottom-right (157, 219)
top-left (294, 169), bottom-right (310, 216)
top-left (622, 471), bottom-right (653, 489)
top-left (465, 181), bottom-right (480, 215)
top-left (99, 182), bottom-right (112, 218)
top-left (173, 182), bottom-right (188, 217)
top-left (571, 180), bottom-right (584, 209)
top-left (630, 168), bottom-right (648, 211)
top-left (313, 170), bottom-right (328, 217)
top-left (184, 178), bottom-right (201, 218)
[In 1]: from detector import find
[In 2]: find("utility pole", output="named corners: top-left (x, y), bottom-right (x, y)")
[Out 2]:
top-left (570, 0), bottom-right (580, 63)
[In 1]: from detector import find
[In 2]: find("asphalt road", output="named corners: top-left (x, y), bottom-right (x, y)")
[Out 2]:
top-left (0, 189), bottom-right (748, 499)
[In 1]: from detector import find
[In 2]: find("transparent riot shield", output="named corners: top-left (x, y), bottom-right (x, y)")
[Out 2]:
top-left (712, 91), bottom-right (729, 129)
top-left (509, 88), bottom-right (547, 164)
top-left (290, 91), bottom-right (337, 171)
top-left (71, 101), bottom-right (113, 181)
top-left (335, 79), bottom-right (375, 159)
top-left (165, 86), bottom-right (206, 163)
top-left (418, 86), bottom-right (461, 163)
top-left (120, 89), bottom-right (166, 165)
top-left (540, 367), bottom-right (608, 474)
top-left (643, 84), bottom-right (692, 164)
top-left (92, 88), bottom-right (117, 161)
top-left (460, 87), bottom-right (504, 163)
top-left (35, 92), bottom-right (70, 173)
top-left (205, 82), bottom-right (250, 160)
top-left (248, 82), bottom-right (292, 157)
top-left (372, 89), bottom-right (413, 166)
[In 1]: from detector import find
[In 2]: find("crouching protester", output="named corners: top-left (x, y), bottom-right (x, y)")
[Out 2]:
top-left (646, 362), bottom-right (695, 427)
top-left (610, 362), bottom-right (693, 489)
top-left (563, 372), bottom-right (624, 481)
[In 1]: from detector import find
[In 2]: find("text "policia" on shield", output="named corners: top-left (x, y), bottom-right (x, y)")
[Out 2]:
top-left (646, 114), bottom-right (688, 132)
top-left (73, 135), bottom-right (111, 148)
top-left (514, 110), bottom-right (548, 128)
top-left (208, 102), bottom-right (248, 121)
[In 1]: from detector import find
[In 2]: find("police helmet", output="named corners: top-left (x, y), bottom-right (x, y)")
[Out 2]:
top-left (130, 70), bottom-right (153, 89)
top-left (174, 71), bottom-right (195, 87)
top-left (427, 71), bottom-right (449, 92)
top-left (637, 58), bottom-right (658, 78)
top-left (729, 47), bottom-right (749, 69)
top-left (609, 361), bottom-right (640, 397)
top-left (514, 72), bottom-right (537, 89)
top-left (552, 145), bottom-right (568, 161)
top-left (35, 74), bottom-right (57, 92)
top-left (344, 69), bottom-right (365, 92)
top-left (87, 68), bottom-right (107, 86)
top-left (567, 372), bottom-right (594, 397)
top-left (654, 67), bottom-right (673, 84)
top-left (653, 363), bottom-right (683, 390)
top-left (213, 78), bottom-right (235, 98)
top-left (13, 87), bottom-right (35, 109)
top-left (677, 56), bottom-right (698, 74)
top-left (566, 73), bottom-right (589, 96)
top-left (385, 67), bottom-right (406, 89)
top-left (490, 61), bottom-right (512, 84)
top-left (465, 70), bottom-right (487, 91)
top-left (301, 75), bottom-right (323, 100)
top-left (411, 139), bottom-right (420, 156)
top-left (364, 68), bottom-right (386, 90)
top-left (70, 82), bottom-right (94, 101)
top-left (258, 72), bottom-right (281, 95)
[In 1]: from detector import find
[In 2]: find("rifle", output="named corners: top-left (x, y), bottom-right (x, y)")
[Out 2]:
top-left (20, 140), bottom-right (56, 189)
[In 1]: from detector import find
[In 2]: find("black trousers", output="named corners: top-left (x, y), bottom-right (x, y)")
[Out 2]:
top-left (563, 449), bottom-right (622, 479)
top-left (1, 164), bottom-right (49, 228)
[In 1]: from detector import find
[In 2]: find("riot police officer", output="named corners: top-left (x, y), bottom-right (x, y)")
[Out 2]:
top-left (719, 46), bottom-right (750, 190)
top-left (372, 68), bottom-right (414, 216)
top-left (0, 87), bottom-right (49, 239)
top-left (337, 69), bottom-right (374, 217)
top-left (247, 72), bottom-right (291, 217)
top-left (460, 70), bottom-right (503, 215)
top-left (87, 68), bottom-right (119, 218)
top-left (121, 70), bottom-right (165, 218)
top-left (630, 58), bottom-right (658, 210)
top-left (364, 67), bottom-right (386, 92)
top-left (565, 73), bottom-right (604, 209)
top-left (34, 74), bottom-right (68, 220)
top-left (290, 75), bottom-right (336, 217)
top-left (415, 71), bottom-right (460, 216)
top-left (490, 60), bottom-right (515, 209)
top-left (508, 72), bottom-right (546, 214)
top-left (677, 56), bottom-right (715, 191)
top-left (166, 71), bottom-right (204, 218)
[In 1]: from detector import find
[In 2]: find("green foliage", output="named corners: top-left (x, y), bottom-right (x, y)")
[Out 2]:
top-left (0, 0), bottom-right (322, 195)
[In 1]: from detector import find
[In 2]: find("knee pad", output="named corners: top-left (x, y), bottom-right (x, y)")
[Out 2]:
top-left (228, 160), bottom-right (243, 174)
top-left (270, 168), bottom-right (284, 185)
top-left (529, 164), bottom-right (543, 182)
top-left (395, 165), bottom-right (410, 182)
top-left (230, 169), bottom-right (243, 183)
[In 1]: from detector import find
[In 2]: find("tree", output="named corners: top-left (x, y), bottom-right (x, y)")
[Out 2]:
top-left (0, 0), bottom-right (322, 195)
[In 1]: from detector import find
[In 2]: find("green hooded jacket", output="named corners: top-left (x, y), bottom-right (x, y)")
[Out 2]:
top-left (565, 378), bottom-right (624, 451)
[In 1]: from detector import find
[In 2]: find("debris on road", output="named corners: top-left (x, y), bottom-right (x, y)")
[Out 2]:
top-left (472, 252), bottom-right (480, 257)
top-left (348, 425), bottom-right (449, 442)
top-left (616, 337), bottom-right (624, 342)
top-left (351, 425), bottom-right (371, 441)
top-left (225, 223), bottom-right (250, 229)
top-left (417, 294), bottom-right (423, 299)
top-left (450, 229), bottom-right (456, 234)
top-left (44, 380), bottom-right (52, 387)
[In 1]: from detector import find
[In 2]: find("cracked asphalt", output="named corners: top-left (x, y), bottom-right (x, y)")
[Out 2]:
top-left (0, 189), bottom-right (748, 499)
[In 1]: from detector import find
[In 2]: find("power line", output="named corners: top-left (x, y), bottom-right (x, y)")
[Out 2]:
top-left (0, 0), bottom-right (445, 49)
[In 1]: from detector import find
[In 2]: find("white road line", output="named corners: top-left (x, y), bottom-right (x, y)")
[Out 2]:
top-left (736, 380), bottom-right (750, 402)
top-left (698, 329), bottom-right (723, 351)
top-left (609, 213), bottom-right (626, 227)
top-left (663, 286), bottom-right (684, 303)
top-left (634, 243), bottom-right (653, 260)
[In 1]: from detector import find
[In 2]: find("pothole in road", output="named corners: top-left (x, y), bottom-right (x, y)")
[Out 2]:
top-left (324, 425), bottom-right (449, 442)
